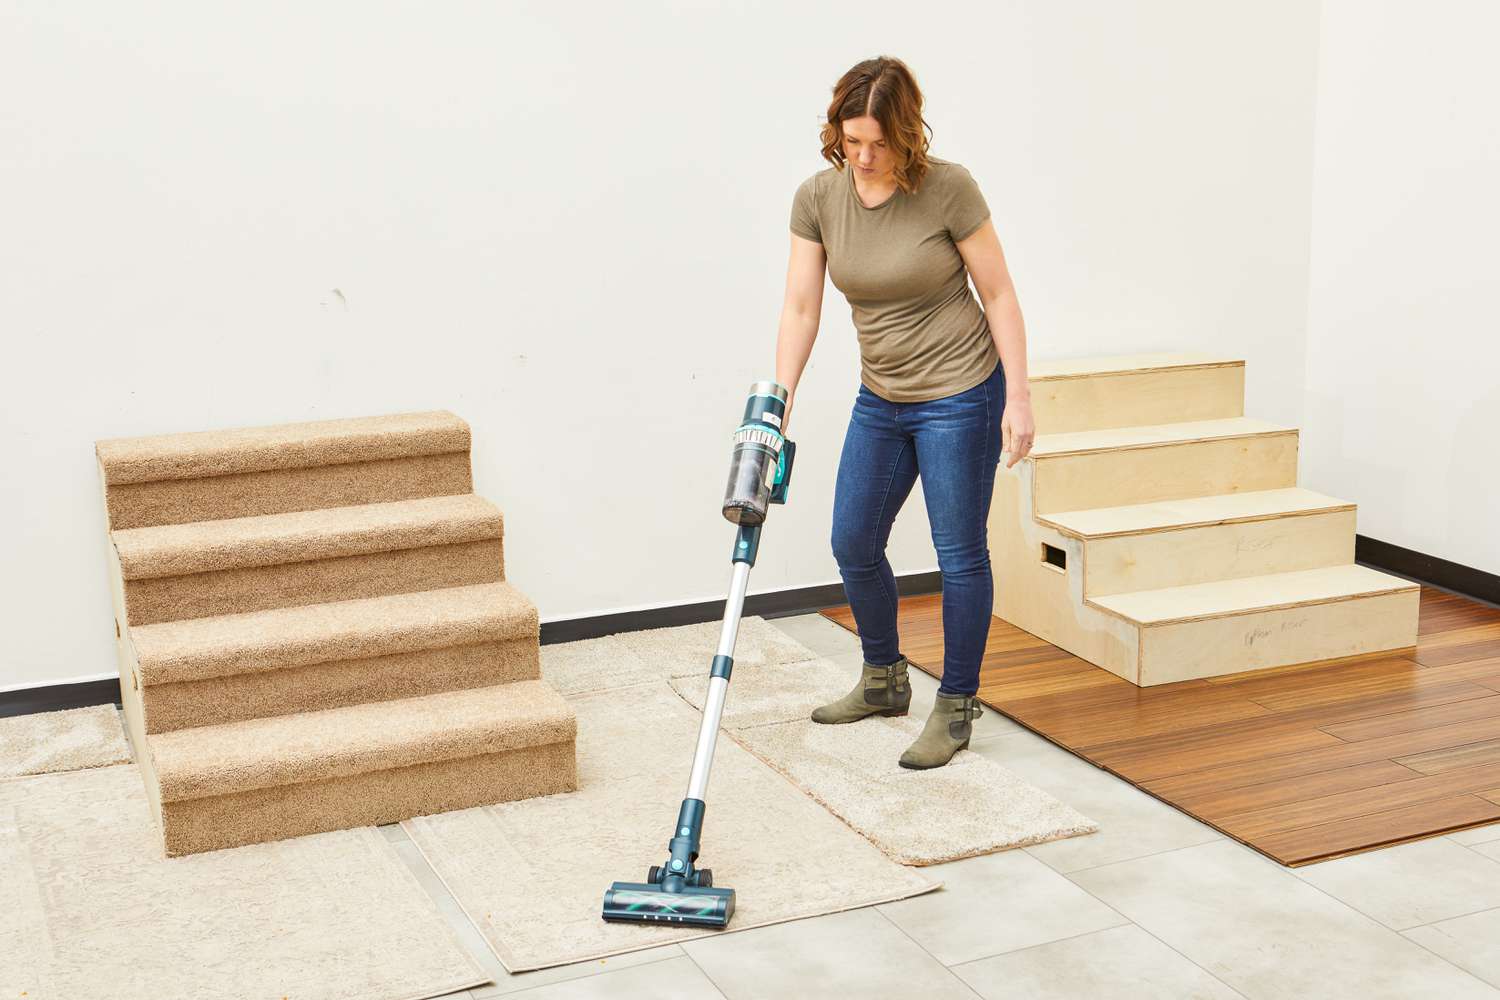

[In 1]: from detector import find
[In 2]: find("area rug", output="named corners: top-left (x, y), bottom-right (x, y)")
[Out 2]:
top-left (401, 679), bottom-right (938, 972)
top-left (670, 657), bottom-right (1100, 864)
top-left (0, 764), bottom-right (488, 1000)
top-left (0, 704), bottom-right (131, 778)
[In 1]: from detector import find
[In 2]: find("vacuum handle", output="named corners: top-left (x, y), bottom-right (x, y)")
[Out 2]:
top-left (769, 439), bottom-right (796, 505)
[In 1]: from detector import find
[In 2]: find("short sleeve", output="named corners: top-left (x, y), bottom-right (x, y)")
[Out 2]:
top-left (943, 164), bottom-right (991, 242)
top-left (789, 175), bottom-right (822, 243)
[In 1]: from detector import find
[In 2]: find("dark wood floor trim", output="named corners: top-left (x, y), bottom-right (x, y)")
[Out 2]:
top-left (0, 678), bottom-right (123, 720)
top-left (1359, 534), bottom-right (1500, 607)
top-left (539, 569), bottom-right (942, 644)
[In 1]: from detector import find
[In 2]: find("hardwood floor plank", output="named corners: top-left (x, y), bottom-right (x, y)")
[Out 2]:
top-left (1105, 713), bottom-right (1500, 784)
top-left (1164, 759), bottom-right (1421, 815)
top-left (1258, 795), bottom-right (1500, 866)
top-left (1395, 738), bottom-right (1500, 774)
top-left (1319, 694), bottom-right (1500, 742)
top-left (1415, 622), bottom-right (1500, 667)
top-left (1215, 760), bottom-right (1500, 840)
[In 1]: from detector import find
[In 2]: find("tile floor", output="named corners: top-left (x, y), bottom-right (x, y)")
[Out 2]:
top-left (392, 613), bottom-right (1500, 999)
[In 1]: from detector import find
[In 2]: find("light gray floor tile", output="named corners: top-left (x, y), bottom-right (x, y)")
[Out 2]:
top-left (1448, 822), bottom-right (1500, 847)
top-left (766, 613), bottom-right (863, 658)
top-left (1404, 907), bottom-right (1500, 989)
top-left (503, 955), bottom-right (724, 999)
top-left (681, 907), bottom-right (976, 1000)
top-left (953, 924), bottom-right (1243, 999)
top-left (1294, 836), bottom-right (1500, 930)
top-left (379, 821), bottom-right (409, 843)
top-left (1070, 840), bottom-right (1499, 999)
top-left (972, 730), bottom-right (1221, 873)
top-left (469, 947), bottom-right (688, 998)
top-left (876, 848), bottom-right (1127, 966)
top-left (1470, 840), bottom-right (1500, 864)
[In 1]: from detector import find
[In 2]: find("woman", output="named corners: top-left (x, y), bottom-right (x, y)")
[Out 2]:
top-left (775, 56), bottom-right (1035, 770)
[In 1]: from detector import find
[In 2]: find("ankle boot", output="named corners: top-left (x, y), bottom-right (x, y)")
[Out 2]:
top-left (810, 657), bottom-right (912, 724)
top-left (898, 692), bottom-right (984, 769)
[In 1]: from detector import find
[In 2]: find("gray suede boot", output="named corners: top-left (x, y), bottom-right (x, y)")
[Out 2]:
top-left (898, 692), bottom-right (984, 769)
top-left (810, 656), bottom-right (912, 724)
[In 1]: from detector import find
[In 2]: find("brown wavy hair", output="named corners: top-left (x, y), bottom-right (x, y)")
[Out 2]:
top-left (818, 56), bottom-right (934, 195)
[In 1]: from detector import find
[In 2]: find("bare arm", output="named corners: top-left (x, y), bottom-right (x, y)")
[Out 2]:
top-left (956, 218), bottom-right (1034, 467)
top-left (775, 232), bottom-right (827, 433)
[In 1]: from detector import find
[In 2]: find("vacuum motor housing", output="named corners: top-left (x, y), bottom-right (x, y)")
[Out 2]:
top-left (721, 380), bottom-right (795, 525)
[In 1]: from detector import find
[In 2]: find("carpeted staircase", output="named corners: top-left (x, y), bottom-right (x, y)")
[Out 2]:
top-left (96, 411), bottom-right (577, 856)
top-left (991, 354), bottom-right (1420, 686)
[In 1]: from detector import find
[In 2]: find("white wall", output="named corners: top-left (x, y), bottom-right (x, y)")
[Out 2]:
top-left (1303, 0), bottom-right (1500, 575)
top-left (1, 1), bottom-right (1321, 689)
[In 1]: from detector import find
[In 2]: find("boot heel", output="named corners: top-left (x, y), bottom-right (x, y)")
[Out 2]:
top-left (879, 707), bottom-right (909, 717)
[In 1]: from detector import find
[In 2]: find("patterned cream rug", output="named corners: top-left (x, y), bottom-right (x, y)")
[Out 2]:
top-left (402, 678), bottom-right (939, 972)
top-left (1, 764), bottom-right (488, 1000)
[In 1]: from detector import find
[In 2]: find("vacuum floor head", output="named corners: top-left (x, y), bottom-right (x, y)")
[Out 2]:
top-left (601, 881), bottom-right (736, 928)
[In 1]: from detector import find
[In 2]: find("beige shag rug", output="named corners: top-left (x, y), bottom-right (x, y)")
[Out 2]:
top-left (669, 657), bottom-right (1098, 864)
top-left (1, 764), bottom-right (488, 1000)
top-left (401, 679), bottom-right (938, 972)
top-left (0, 704), bottom-right (132, 778)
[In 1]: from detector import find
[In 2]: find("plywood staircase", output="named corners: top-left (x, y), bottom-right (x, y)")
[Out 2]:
top-left (990, 354), bottom-right (1419, 686)
top-left (96, 411), bottom-right (577, 856)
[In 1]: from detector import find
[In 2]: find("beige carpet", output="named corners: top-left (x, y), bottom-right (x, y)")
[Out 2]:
top-left (0, 764), bottom-right (487, 1000)
top-left (401, 679), bottom-right (939, 972)
top-left (0, 705), bottom-right (131, 778)
top-left (670, 657), bottom-right (1099, 864)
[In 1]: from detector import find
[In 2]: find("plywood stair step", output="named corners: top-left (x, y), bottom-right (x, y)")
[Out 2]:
top-left (1030, 416), bottom-right (1293, 458)
top-left (96, 410), bottom-right (474, 530)
top-left (989, 351), bottom-right (1419, 686)
top-left (1028, 353), bottom-right (1246, 435)
top-left (129, 582), bottom-right (541, 732)
top-left (110, 494), bottom-right (506, 625)
top-left (1090, 564), bottom-right (1419, 625)
top-left (1090, 565), bottom-right (1421, 685)
top-left (1041, 488), bottom-right (1359, 596)
top-left (1042, 487), bottom-right (1354, 538)
top-left (1027, 417), bottom-right (1300, 515)
top-left (143, 681), bottom-right (578, 856)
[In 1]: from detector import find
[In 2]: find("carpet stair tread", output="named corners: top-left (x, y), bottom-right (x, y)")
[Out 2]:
top-left (96, 410), bottom-right (470, 485)
top-left (149, 680), bottom-right (575, 802)
top-left (1042, 487), bottom-right (1354, 539)
top-left (1090, 564), bottom-right (1420, 626)
top-left (112, 494), bottom-right (502, 579)
top-left (131, 582), bottom-right (537, 685)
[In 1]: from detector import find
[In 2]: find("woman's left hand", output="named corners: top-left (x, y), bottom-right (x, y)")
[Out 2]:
top-left (1001, 397), bottom-right (1035, 468)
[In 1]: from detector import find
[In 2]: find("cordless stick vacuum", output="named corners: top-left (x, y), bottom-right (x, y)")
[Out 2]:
top-left (601, 380), bottom-right (798, 929)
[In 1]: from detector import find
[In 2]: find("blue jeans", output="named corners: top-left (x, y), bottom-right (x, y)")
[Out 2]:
top-left (830, 359), bottom-right (1006, 697)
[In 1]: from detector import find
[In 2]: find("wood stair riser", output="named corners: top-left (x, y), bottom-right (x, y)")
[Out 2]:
top-left (1137, 589), bottom-right (1421, 686)
top-left (159, 740), bottom-right (577, 857)
top-left (1033, 363), bottom-right (1245, 435)
top-left (1079, 509), bottom-right (1356, 597)
top-left (101, 453), bottom-right (474, 530)
top-left (1032, 432), bottom-right (1299, 515)
top-left (120, 539), bottom-right (504, 626)
top-left (139, 639), bottom-right (542, 733)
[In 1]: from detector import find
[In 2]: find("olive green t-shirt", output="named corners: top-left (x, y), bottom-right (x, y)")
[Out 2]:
top-left (790, 156), bottom-right (998, 402)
